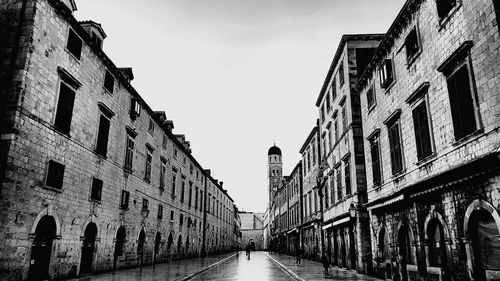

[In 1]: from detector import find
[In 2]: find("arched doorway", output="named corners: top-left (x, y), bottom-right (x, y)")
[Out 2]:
top-left (177, 235), bottom-right (183, 257)
top-left (113, 226), bottom-right (126, 269)
top-left (80, 222), bottom-right (97, 275)
top-left (137, 229), bottom-right (146, 265)
top-left (29, 215), bottom-right (57, 280)
top-left (465, 203), bottom-right (500, 281)
top-left (153, 232), bottom-right (161, 264)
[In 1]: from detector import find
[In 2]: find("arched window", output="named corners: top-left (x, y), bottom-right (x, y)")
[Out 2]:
top-left (427, 219), bottom-right (447, 267)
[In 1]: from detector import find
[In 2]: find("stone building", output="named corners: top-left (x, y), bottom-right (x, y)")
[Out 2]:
top-left (281, 162), bottom-right (303, 255)
top-left (357, 0), bottom-right (500, 280)
top-left (0, 0), bottom-right (237, 280)
top-left (239, 212), bottom-right (265, 251)
top-left (315, 34), bottom-right (384, 274)
top-left (298, 124), bottom-right (322, 261)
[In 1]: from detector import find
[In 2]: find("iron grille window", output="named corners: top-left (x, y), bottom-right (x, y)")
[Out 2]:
top-left (66, 29), bottom-right (82, 60)
top-left (379, 59), bottom-right (394, 89)
top-left (120, 190), bottom-right (130, 210)
top-left (46, 160), bottom-right (65, 189)
top-left (90, 178), bottom-right (103, 201)
top-left (104, 70), bottom-right (114, 93)
top-left (388, 119), bottom-right (404, 174)
top-left (412, 101), bottom-right (433, 160)
top-left (54, 82), bottom-right (76, 135)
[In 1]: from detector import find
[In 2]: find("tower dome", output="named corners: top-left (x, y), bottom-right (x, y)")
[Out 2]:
top-left (268, 145), bottom-right (281, 156)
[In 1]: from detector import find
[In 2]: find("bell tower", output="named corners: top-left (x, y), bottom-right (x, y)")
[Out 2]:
top-left (268, 144), bottom-right (282, 207)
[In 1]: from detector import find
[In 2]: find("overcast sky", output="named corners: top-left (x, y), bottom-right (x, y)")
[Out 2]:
top-left (75, 0), bottom-right (403, 213)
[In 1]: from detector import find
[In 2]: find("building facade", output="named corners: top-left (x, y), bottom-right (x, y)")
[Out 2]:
top-left (357, 0), bottom-right (500, 280)
top-left (299, 124), bottom-right (322, 261)
top-left (239, 212), bottom-right (265, 251)
top-left (316, 34), bottom-right (384, 274)
top-left (0, 1), bottom-right (238, 280)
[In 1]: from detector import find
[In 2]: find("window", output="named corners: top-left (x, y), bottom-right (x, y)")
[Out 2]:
top-left (339, 61), bottom-right (345, 86)
top-left (334, 119), bottom-right (339, 142)
top-left (170, 210), bottom-right (175, 221)
top-left (331, 78), bottom-right (337, 101)
top-left (306, 151), bottom-right (311, 171)
top-left (436, 0), bottom-right (456, 19)
top-left (188, 182), bottom-right (193, 206)
top-left (312, 142), bottom-right (316, 165)
top-left (200, 192), bottom-right (203, 212)
top-left (66, 29), bottom-right (82, 60)
top-left (148, 118), bottom-right (154, 134)
top-left (329, 174), bottom-right (336, 204)
top-left (157, 204), bottom-right (163, 220)
top-left (445, 61), bottom-right (479, 140)
top-left (90, 178), bottom-right (103, 201)
top-left (46, 160), bottom-right (65, 189)
top-left (405, 27), bottom-right (421, 63)
top-left (130, 98), bottom-right (141, 119)
top-left (142, 198), bottom-right (149, 211)
top-left (387, 118), bottom-right (404, 174)
top-left (195, 188), bottom-right (199, 210)
top-left (180, 213), bottom-right (184, 226)
top-left (367, 84), bottom-right (376, 110)
top-left (162, 134), bottom-right (168, 149)
top-left (120, 190), bottom-right (130, 210)
top-left (344, 156), bottom-right (351, 196)
top-left (190, 164), bottom-right (194, 174)
top-left (341, 104), bottom-right (348, 132)
top-left (379, 59), bottom-right (394, 89)
top-left (90, 31), bottom-right (102, 48)
top-left (54, 82), bottom-right (76, 135)
top-left (144, 146), bottom-right (153, 182)
top-left (369, 134), bottom-right (382, 185)
top-left (412, 100), bottom-right (433, 160)
top-left (173, 148), bottom-right (178, 159)
top-left (321, 104), bottom-right (326, 123)
top-left (104, 70), bottom-right (114, 93)
top-left (322, 136), bottom-right (327, 158)
top-left (336, 167), bottom-right (342, 200)
top-left (160, 158), bottom-right (167, 190)
top-left (180, 180), bottom-right (185, 203)
top-left (171, 173), bottom-right (177, 196)
top-left (326, 94), bottom-right (331, 112)
top-left (95, 110), bottom-right (111, 157)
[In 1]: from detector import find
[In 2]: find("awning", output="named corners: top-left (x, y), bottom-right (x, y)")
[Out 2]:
top-left (367, 194), bottom-right (405, 211)
top-left (322, 217), bottom-right (350, 230)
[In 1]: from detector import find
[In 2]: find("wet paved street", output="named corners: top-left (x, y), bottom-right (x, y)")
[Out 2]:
top-left (191, 251), bottom-right (292, 281)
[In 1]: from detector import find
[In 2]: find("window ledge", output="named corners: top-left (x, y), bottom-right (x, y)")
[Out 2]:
top-left (42, 186), bottom-right (63, 193)
top-left (452, 128), bottom-right (484, 147)
top-left (102, 86), bottom-right (113, 96)
top-left (415, 152), bottom-right (437, 167)
top-left (382, 80), bottom-right (396, 94)
top-left (143, 178), bottom-right (151, 184)
top-left (406, 50), bottom-right (422, 68)
top-left (89, 198), bottom-right (101, 204)
top-left (94, 150), bottom-right (107, 159)
top-left (391, 169), bottom-right (406, 180)
top-left (367, 103), bottom-right (377, 114)
top-left (123, 166), bottom-right (133, 174)
top-left (64, 48), bottom-right (81, 63)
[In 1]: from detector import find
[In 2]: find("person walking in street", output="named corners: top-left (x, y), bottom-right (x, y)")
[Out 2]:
top-left (321, 254), bottom-right (329, 275)
top-left (295, 247), bottom-right (302, 264)
top-left (245, 243), bottom-right (251, 259)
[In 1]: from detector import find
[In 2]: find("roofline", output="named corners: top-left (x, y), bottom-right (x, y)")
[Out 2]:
top-left (355, 0), bottom-right (421, 91)
top-left (315, 33), bottom-right (386, 107)
top-left (299, 124), bottom-right (319, 154)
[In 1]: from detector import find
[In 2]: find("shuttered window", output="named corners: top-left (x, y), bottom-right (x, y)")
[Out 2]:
top-left (95, 114), bottom-right (110, 156)
top-left (66, 29), bottom-right (82, 60)
top-left (370, 135), bottom-right (382, 185)
top-left (388, 119), bottom-right (404, 174)
top-left (412, 101), bottom-right (433, 160)
top-left (344, 157), bottom-right (351, 196)
top-left (90, 178), bottom-right (103, 201)
top-left (54, 82), bottom-right (75, 135)
top-left (436, 0), bottom-right (456, 19)
top-left (446, 64), bottom-right (477, 140)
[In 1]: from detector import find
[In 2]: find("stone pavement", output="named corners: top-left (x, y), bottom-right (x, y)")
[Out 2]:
top-left (67, 252), bottom-right (237, 281)
top-left (267, 253), bottom-right (384, 281)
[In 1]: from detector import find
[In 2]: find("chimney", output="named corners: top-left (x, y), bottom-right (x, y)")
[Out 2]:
top-left (79, 21), bottom-right (106, 49)
top-left (61, 0), bottom-right (77, 14)
top-left (220, 181), bottom-right (223, 188)
top-left (119, 68), bottom-right (134, 82)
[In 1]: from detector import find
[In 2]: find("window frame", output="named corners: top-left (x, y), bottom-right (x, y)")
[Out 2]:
top-left (379, 58), bottom-right (395, 89)
top-left (120, 190), bottom-right (130, 210)
top-left (366, 83), bottom-right (376, 111)
top-left (103, 70), bottom-right (115, 94)
top-left (45, 160), bottom-right (65, 190)
top-left (53, 81), bottom-right (76, 135)
top-left (386, 116), bottom-right (405, 175)
top-left (66, 28), bottom-right (82, 60)
top-left (90, 177), bottom-right (103, 202)
top-left (144, 145), bottom-right (153, 182)
top-left (411, 96), bottom-right (435, 161)
top-left (369, 132), bottom-right (383, 186)
top-left (405, 26), bottom-right (422, 66)
top-left (124, 133), bottom-right (135, 171)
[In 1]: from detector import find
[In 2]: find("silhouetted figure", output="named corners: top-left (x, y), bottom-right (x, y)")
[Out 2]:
top-left (245, 244), bottom-right (251, 259)
top-left (296, 247), bottom-right (302, 264)
top-left (322, 254), bottom-right (329, 275)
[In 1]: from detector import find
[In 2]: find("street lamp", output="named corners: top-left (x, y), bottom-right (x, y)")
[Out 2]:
top-left (349, 203), bottom-right (357, 219)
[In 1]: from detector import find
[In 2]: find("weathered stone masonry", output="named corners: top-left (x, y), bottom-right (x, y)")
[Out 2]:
top-left (0, 1), bottom-right (238, 280)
